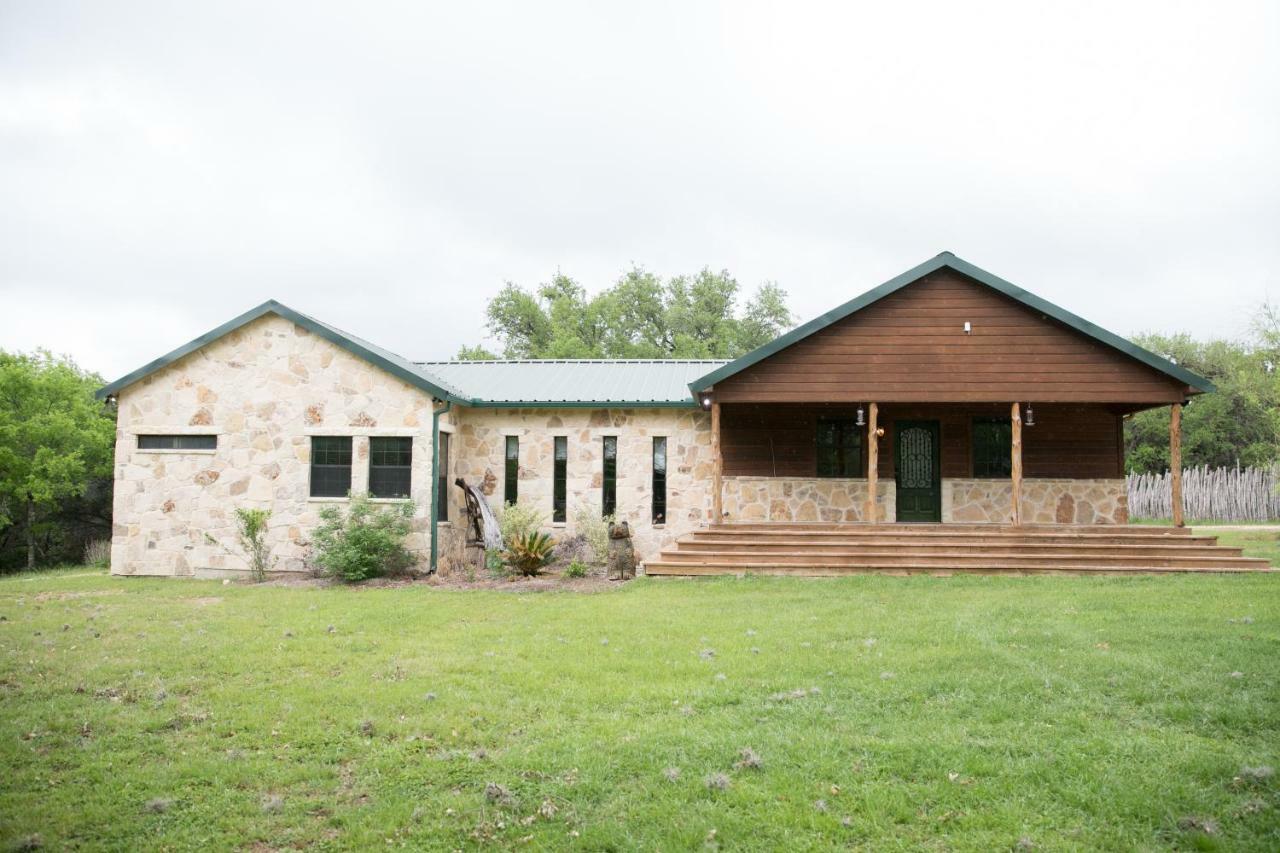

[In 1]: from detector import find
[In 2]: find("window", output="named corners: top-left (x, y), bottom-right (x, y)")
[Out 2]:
top-left (652, 437), bottom-right (667, 524)
top-left (816, 418), bottom-right (862, 477)
top-left (137, 434), bottom-right (217, 451)
top-left (602, 436), bottom-right (617, 517)
top-left (369, 437), bottom-right (412, 499)
top-left (504, 436), bottom-right (519, 506)
top-left (437, 432), bottom-right (450, 521)
top-left (310, 436), bottom-right (352, 497)
top-left (553, 436), bottom-right (567, 523)
top-left (972, 417), bottom-right (1012, 477)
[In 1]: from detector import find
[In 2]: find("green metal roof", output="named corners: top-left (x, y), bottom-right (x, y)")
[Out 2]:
top-left (689, 252), bottom-right (1216, 396)
top-left (96, 300), bottom-right (470, 403)
top-left (417, 360), bottom-right (727, 407)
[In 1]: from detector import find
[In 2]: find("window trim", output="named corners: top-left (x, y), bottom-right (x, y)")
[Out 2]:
top-left (602, 435), bottom-right (617, 518)
top-left (309, 435), bottom-right (353, 499)
top-left (436, 432), bottom-right (450, 522)
top-left (504, 435), bottom-right (519, 507)
top-left (552, 436), bottom-right (567, 523)
top-left (971, 416), bottom-right (1013, 479)
top-left (652, 436), bottom-right (667, 525)
top-left (815, 416), bottom-right (863, 478)
top-left (136, 434), bottom-right (218, 452)
top-left (368, 436), bottom-right (413, 500)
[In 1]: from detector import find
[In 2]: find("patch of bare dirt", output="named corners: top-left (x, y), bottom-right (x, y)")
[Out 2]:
top-left (32, 589), bottom-right (124, 602)
top-left (183, 596), bottom-right (223, 606)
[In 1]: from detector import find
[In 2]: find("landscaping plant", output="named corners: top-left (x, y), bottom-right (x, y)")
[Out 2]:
top-left (234, 507), bottom-right (274, 582)
top-left (311, 494), bottom-right (416, 582)
top-left (503, 530), bottom-right (555, 576)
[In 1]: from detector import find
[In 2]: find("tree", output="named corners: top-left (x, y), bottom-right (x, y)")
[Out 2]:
top-left (465, 266), bottom-right (794, 360)
top-left (0, 350), bottom-right (115, 569)
top-left (1124, 317), bottom-right (1280, 473)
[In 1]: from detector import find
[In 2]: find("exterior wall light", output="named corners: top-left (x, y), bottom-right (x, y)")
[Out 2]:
top-left (1025, 404), bottom-right (1035, 427)
top-left (701, 394), bottom-right (712, 409)
top-left (856, 405), bottom-right (865, 426)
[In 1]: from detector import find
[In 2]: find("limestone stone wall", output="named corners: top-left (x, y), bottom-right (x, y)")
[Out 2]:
top-left (945, 478), bottom-right (1128, 524)
top-left (722, 477), bottom-right (897, 523)
top-left (110, 314), bottom-right (437, 578)
top-left (447, 407), bottom-right (712, 569)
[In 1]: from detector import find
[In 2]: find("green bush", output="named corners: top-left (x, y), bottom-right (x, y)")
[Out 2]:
top-left (572, 505), bottom-right (613, 563)
top-left (312, 494), bottom-right (417, 582)
top-left (499, 501), bottom-right (546, 547)
top-left (234, 507), bottom-right (273, 582)
top-left (564, 560), bottom-right (588, 579)
top-left (504, 531), bottom-right (555, 576)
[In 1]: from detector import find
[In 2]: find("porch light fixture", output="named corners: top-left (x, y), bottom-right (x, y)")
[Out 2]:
top-left (856, 405), bottom-right (865, 427)
top-left (700, 394), bottom-right (712, 409)
top-left (1025, 404), bottom-right (1035, 427)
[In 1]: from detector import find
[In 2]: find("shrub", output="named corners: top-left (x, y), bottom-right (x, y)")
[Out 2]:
top-left (234, 507), bottom-right (273, 582)
top-left (572, 505), bottom-right (613, 563)
top-left (83, 539), bottom-right (110, 569)
top-left (504, 530), bottom-right (555, 576)
top-left (312, 494), bottom-right (417, 582)
top-left (499, 501), bottom-right (546, 548)
top-left (564, 560), bottom-right (588, 579)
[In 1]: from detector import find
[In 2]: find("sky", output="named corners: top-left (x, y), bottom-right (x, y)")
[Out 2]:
top-left (2, 1), bottom-right (1278, 380)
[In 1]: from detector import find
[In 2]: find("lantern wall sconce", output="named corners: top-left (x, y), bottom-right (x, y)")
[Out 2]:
top-left (1025, 404), bottom-right (1036, 427)
top-left (855, 405), bottom-right (865, 426)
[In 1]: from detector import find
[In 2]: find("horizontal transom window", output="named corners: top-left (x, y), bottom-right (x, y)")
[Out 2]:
top-left (137, 434), bottom-right (217, 451)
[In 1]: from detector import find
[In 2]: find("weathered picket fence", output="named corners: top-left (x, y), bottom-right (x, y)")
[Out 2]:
top-left (1127, 465), bottom-right (1280, 521)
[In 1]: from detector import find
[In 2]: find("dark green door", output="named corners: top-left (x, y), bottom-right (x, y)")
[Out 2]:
top-left (895, 420), bottom-right (941, 522)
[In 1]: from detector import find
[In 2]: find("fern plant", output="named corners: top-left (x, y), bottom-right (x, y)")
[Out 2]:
top-left (504, 531), bottom-right (555, 576)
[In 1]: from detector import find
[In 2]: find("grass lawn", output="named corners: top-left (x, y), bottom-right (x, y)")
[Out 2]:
top-left (2, 570), bottom-right (1279, 851)
top-left (1200, 527), bottom-right (1280, 568)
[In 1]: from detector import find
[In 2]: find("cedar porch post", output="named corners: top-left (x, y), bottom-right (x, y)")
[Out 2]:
top-left (1170, 402), bottom-right (1183, 527)
top-left (1010, 402), bottom-right (1023, 525)
top-left (865, 403), bottom-right (879, 523)
top-left (711, 400), bottom-right (722, 523)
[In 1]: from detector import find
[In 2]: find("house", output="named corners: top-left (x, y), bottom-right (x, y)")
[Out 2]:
top-left (100, 252), bottom-right (1263, 578)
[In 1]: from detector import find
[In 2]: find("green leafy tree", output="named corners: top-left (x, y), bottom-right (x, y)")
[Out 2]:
top-left (0, 350), bottom-right (115, 570)
top-left (1125, 316), bottom-right (1280, 473)
top-left (464, 266), bottom-right (794, 359)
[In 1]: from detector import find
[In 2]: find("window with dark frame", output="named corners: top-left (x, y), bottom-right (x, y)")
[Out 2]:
top-left (437, 432), bottom-right (450, 521)
top-left (369, 436), bottom-right (412, 499)
top-left (602, 436), bottom-right (617, 518)
top-left (504, 435), bottom-right (519, 506)
top-left (972, 417), bottom-right (1013, 477)
top-left (652, 436), bottom-right (667, 524)
top-left (310, 436), bottom-right (352, 498)
top-left (137, 434), bottom-right (217, 451)
top-left (816, 417), bottom-right (862, 477)
top-left (552, 436), bottom-right (567, 523)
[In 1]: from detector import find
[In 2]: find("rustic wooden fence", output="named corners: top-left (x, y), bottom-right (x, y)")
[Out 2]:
top-left (1127, 465), bottom-right (1280, 521)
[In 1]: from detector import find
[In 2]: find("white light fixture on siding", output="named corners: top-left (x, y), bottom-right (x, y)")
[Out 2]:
top-left (856, 405), bottom-right (865, 426)
top-left (963, 321), bottom-right (972, 334)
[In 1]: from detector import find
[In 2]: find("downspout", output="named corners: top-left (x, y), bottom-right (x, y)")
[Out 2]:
top-left (429, 398), bottom-right (452, 574)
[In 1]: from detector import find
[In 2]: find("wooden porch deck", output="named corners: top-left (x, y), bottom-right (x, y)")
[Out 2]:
top-left (644, 523), bottom-right (1274, 576)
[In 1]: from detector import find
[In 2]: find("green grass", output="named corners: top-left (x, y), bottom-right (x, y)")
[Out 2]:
top-left (2, 572), bottom-right (1279, 851)
top-left (1200, 528), bottom-right (1280, 567)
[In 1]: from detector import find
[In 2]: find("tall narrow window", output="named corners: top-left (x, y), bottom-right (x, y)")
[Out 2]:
top-left (972, 418), bottom-right (1012, 477)
top-left (310, 436), bottom-right (352, 498)
top-left (816, 418), bottom-right (862, 477)
top-left (602, 436), bottom-right (617, 517)
top-left (504, 436), bottom-right (519, 506)
top-left (437, 432), bottom-right (450, 521)
top-left (553, 436), bottom-right (567, 523)
top-left (369, 437), bottom-right (412, 499)
top-left (652, 437), bottom-right (667, 524)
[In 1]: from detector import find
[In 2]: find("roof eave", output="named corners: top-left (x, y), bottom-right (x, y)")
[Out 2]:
top-left (96, 300), bottom-right (469, 404)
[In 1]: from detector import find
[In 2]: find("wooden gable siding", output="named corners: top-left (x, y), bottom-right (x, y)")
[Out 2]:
top-left (713, 270), bottom-right (1188, 404)
top-left (722, 403), bottom-right (1122, 479)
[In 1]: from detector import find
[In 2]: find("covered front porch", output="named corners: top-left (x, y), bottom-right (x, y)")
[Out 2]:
top-left (706, 401), bottom-right (1151, 527)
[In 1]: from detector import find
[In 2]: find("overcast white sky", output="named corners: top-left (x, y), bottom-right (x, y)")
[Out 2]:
top-left (2, 1), bottom-right (1278, 379)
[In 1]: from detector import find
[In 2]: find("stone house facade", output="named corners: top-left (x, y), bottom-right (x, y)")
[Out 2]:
top-left (98, 254), bottom-right (1211, 578)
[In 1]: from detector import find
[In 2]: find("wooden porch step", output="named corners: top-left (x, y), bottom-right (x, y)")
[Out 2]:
top-left (705, 522), bottom-right (1193, 536)
top-left (644, 562), bottom-right (1272, 576)
top-left (654, 551), bottom-right (1267, 570)
top-left (671, 542), bottom-right (1242, 559)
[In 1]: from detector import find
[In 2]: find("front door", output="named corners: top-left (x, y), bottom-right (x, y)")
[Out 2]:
top-left (894, 420), bottom-right (941, 522)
